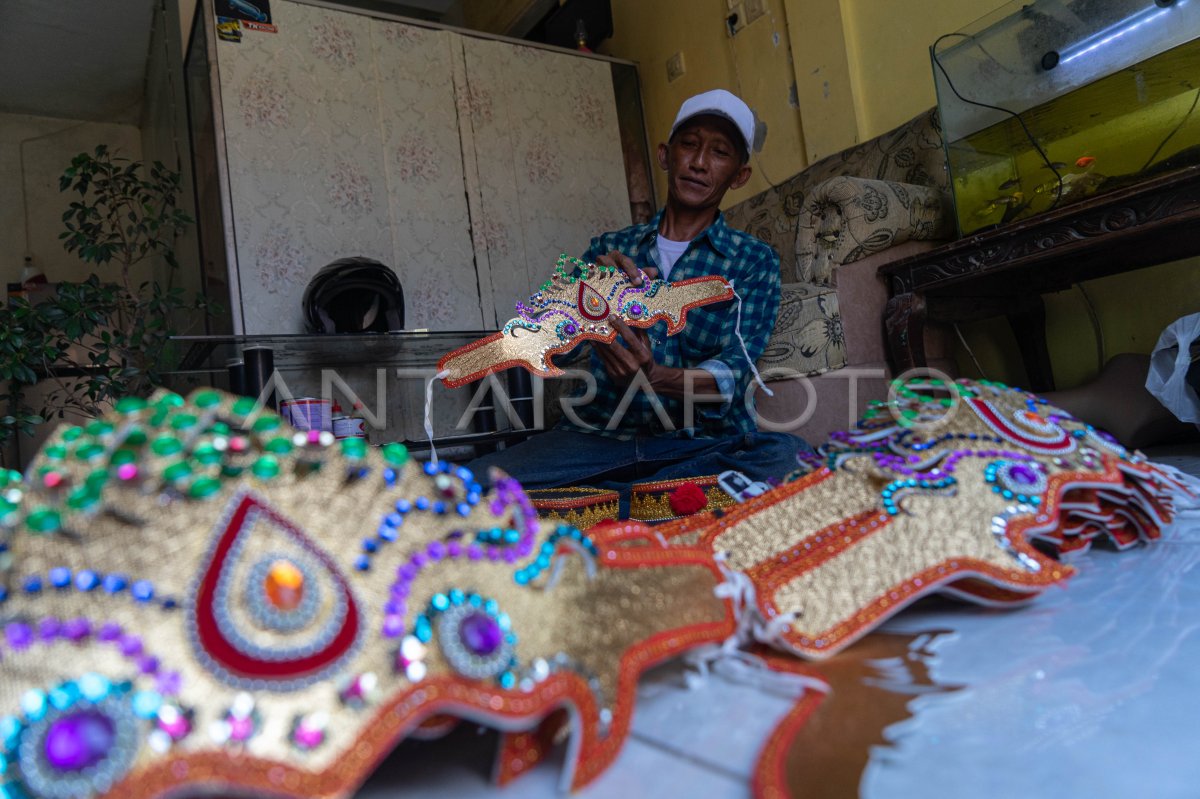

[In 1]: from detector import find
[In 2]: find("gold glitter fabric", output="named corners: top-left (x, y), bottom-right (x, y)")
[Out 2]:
top-left (438, 254), bottom-right (733, 387)
top-left (0, 390), bottom-right (733, 798)
top-left (629, 475), bottom-right (736, 523)
top-left (657, 377), bottom-right (1195, 660)
top-left (526, 487), bottom-right (620, 530)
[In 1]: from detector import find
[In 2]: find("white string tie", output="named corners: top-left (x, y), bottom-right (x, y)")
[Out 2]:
top-left (681, 553), bottom-right (825, 697)
top-left (728, 280), bottom-right (773, 397)
top-left (425, 370), bottom-right (450, 466)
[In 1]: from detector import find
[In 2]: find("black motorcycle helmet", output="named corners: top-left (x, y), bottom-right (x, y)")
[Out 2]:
top-left (302, 257), bottom-right (405, 333)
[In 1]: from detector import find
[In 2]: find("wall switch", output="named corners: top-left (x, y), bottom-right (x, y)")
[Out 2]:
top-left (744, 0), bottom-right (766, 24)
top-left (666, 51), bottom-right (685, 82)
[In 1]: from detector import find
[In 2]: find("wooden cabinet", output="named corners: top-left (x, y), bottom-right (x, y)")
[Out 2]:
top-left (186, 0), bottom-right (646, 335)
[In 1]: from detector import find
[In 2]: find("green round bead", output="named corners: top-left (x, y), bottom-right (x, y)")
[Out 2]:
top-left (340, 437), bottom-right (367, 459)
top-left (61, 427), bottom-right (83, 442)
top-left (232, 397), bottom-right (257, 417)
top-left (252, 456), bottom-right (280, 479)
top-left (189, 477), bottom-right (222, 499)
top-left (66, 487), bottom-right (99, 511)
top-left (116, 396), bottom-right (149, 414)
top-left (264, 437), bottom-right (293, 455)
top-left (382, 443), bottom-right (408, 466)
top-left (221, 464), bottom-right (245, 478)
top-left (43, 445), bottom-right (67, 461)
top-left (85, 470), bottom-right (109, 490)
top-left (85, 421), bottom-right (114, 437)
top-left (154, 393), bottom-right (185, 410)
top-left (162, 461), bottom-right (192, 483)
top-left (123, 427), bottom-right (148, 447)
top-left (74, 444), bottom-right (105, 462)
top-left (110, 449), bottom-right (137, 466)
top-left (210, 422), bottom-right (231, 436)
top-left (169, 414), bottom-right (199, 431)
top-left (193, 390), bottom-right (221, 409)
top-left (193, 443), bottom-right (222, 465)
top-left (151, 436), bottom-right (184, 457)
top-left (251, 416), bottom-right (281, 433)
top-left (26, 507), bottom-right (61, 533)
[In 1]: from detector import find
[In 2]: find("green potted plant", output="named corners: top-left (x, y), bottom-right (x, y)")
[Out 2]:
top-left (0, 145), bottom-right (210, 465)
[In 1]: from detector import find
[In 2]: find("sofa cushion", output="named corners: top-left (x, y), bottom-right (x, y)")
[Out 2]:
top-left (724, 108), bottom-right (946, 282)
top-left (756, 282), bottom-right (846, 379)
top-left (795, 176), bottom-right (953, 286)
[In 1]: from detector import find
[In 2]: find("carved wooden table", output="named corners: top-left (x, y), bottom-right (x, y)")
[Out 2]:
top-left (879, 165), bottom-right (1200, 392)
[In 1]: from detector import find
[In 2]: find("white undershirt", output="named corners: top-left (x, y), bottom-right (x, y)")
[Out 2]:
top-left (655, 234), bottom-right (691, 281)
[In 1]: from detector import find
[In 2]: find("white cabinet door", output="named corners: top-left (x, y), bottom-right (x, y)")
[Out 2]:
top-left (215, 0), bottom-right (631, 334)
top-left (457, 37), bottom-right (632, 328)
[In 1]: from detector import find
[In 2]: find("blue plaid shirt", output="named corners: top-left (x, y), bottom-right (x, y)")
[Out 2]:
top-left (558, 210), bottom-right (780, 439)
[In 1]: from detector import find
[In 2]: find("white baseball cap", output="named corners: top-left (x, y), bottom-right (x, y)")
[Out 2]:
top-left (669, 89), bottom-right (761, 156)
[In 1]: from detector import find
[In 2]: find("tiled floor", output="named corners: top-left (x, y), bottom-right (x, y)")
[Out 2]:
top-left (357, 451), bottom-right (1200, 798)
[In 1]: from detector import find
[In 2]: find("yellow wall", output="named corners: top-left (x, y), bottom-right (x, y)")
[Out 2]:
top-left (468, 0), bottom-right (1199, 390)
top-left (598, 0), bottom-right (808, 208)
top-left (786, 0), bottom-right (1200, 388)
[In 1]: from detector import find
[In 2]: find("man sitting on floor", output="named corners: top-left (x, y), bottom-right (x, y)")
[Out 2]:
top-left (467, 89), bottom-right (809, 514)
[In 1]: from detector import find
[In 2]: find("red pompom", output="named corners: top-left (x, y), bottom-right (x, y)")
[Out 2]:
top-left (668, 482), bottom-right (708, 516)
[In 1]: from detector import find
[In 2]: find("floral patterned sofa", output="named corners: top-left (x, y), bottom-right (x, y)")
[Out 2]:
top-left (726, 108), bottom-right (959, 444)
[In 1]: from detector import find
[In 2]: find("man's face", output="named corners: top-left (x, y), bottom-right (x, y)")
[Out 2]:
top-left (658, 115), bottom-right (752, 212)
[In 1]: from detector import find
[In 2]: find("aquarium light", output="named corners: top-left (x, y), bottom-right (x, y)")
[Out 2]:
top-left (1057, 1), bottom-right (1183, 66)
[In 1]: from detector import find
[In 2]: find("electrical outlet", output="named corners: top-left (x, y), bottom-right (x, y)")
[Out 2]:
top-left (726, 3), bottom-right (746, 36)
top-left (744, 0), bottom-right (766, 24)
top-left (666, 51), bottom-right (685, 82)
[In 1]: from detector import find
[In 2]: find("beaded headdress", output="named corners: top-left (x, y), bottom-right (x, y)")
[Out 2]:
top-left (0, 390), bottom-right (733, 798)
top-left (438, 254), bottom-right (733, 388)
top-left (650, 377), bottom-right (1194, 660)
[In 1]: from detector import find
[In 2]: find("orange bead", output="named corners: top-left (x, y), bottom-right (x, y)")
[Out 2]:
top-left (265, 560), bottom-right (304, 611)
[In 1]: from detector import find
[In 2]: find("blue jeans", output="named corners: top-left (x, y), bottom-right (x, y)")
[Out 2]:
top-left (465, 429), bottom-right (811, 517)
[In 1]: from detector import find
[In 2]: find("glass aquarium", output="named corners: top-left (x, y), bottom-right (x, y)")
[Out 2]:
top-left (932, 0), bottom-right (1200, 235)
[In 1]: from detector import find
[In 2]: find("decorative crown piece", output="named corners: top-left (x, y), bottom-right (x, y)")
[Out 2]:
top-left (0, 389), bottom-right (733, 798)
top-left (438, 254), bottom-right (733, 388)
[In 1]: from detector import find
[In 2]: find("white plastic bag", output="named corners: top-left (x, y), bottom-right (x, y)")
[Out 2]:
top-left (1147, 313), bottom-right (1200, 424)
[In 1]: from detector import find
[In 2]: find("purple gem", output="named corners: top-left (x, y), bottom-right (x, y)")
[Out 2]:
top-left (137, 655), bottom-right (159, 675)
top-left (630, 303), bottom-right (643, 316)
top-left (117, 634), bottom-right (143, 657)
top-left (155, 671), bottom-right (182, 696)
top-left (96, 622), bottom-right (122, 642)
top-left (427, 541), bottom-right (446, 561)
top-left (38, 618), bottom-right (62, 641)
top-left (43, 710), bottom-right (115, 772)
top-left (447, 541), bottom-right (463, 558)
top-left (381, 614), bottom-right (405, 638)
top-left (458, 613), bottom-right (503, 656)
top-left (5, 622), bottom-right (33, 651)
top-left (467, 545), bottom-right (483, 561)
top-left (63, 618), bottom-right (91, 641)
top-left (1007, 464), bottom-right (1040, 486)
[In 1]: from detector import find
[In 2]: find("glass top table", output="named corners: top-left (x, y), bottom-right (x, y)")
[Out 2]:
top-left (165, 331), bottom-right (538, 455)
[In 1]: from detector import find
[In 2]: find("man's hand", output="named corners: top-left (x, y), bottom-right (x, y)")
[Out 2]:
top-left (593, 251), bottom-right (659, 287)
top-left (594, 315), bottom-right (658, 387)
top-left (595, 315), bottom-right (720, 400)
